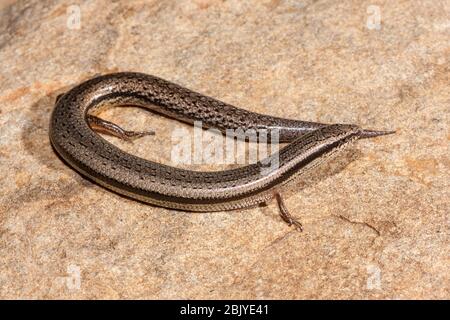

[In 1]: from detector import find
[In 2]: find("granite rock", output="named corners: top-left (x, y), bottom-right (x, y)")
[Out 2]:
top-left (0, 0), bottom-right (448, 299)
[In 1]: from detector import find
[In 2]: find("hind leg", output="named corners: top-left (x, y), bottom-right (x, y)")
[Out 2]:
top-left (274, 192), bottom-right (303, 231)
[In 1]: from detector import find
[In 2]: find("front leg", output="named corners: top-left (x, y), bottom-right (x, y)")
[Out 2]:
top-left (86, 114), bottom-right (155, 142)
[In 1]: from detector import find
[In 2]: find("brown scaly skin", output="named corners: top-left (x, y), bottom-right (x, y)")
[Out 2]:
top-left (49, 72), bottom-right (394, 228)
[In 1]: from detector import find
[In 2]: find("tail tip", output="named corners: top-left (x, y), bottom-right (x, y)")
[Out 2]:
top-left (359, 129), bottom-right (396, 139)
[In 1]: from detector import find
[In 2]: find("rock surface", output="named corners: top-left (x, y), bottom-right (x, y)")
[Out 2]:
top-left (0, 0), bottom-right (448, 299)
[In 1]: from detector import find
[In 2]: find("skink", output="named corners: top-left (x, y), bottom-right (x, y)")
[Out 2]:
top-left (49, 72), bottom-right (394, 230)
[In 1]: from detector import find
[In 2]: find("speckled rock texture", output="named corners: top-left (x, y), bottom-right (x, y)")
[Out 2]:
top-left (0, 0), bottom-right (448, 299)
